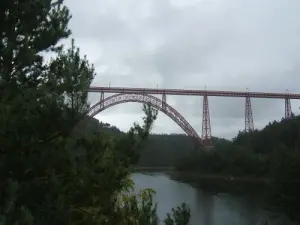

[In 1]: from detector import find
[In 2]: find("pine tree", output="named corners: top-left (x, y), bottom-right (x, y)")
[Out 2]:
top-left (0, 1), bottom-right (191, 224)
top-left (0, 0), bottom-right (71, 84)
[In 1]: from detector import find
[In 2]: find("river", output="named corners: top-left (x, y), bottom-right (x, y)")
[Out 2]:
top-left (132, 172), bottom-right (296, 225)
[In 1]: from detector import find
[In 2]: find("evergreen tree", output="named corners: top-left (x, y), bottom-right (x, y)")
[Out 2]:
top-left (0, 0), bottom-right (71, 84)
top-left (0, 0), bottom-right (191, 224)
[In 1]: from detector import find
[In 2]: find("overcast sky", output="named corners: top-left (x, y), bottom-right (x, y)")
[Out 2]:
top-left (64, 0), bottom-right (300, 139)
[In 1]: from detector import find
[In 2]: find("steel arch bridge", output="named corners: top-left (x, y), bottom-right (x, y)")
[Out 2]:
top-left (88, 93), bottom-right (202, 145)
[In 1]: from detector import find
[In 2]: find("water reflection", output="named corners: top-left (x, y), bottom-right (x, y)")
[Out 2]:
top-left (198, 191), bottom-right (214, 225)
top-left (132, 172), bottom-right (295, 225)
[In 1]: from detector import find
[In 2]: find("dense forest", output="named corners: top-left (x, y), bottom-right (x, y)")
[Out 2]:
top-left (92, 111), bottom-right (300, 221)
top-left (174, 115), bottom-right (300, 222)
top-left (82, 117), bottom-right (196, 167)
top-left (176, 115), bottom-right (300, 181)
top-left (0, 1), bottom-right (191, 224)
top-left (139, 135), bottom-right (229, 167)
top-left (96, 114), bottom-right (300, 181)
top-left (90, 117), bottom-right (230, 167)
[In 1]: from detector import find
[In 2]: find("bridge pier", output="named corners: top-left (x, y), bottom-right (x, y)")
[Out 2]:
top-left (202, 95), bottom-right (212, 146)
top-left (285, 98), bottom-right (292, 119)
top-left (162, 93), bottom-right (167, 111)
top-left (100, 92), bottom-right (104, 109)
top-left (245, 96), bottom-right (254, 132)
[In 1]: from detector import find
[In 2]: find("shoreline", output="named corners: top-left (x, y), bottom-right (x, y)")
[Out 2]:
top-left (134, 167), bottom-right (271, 184)
top-left (169, 171), bottom-right (272, 184)
top-left (133, 168), bottom-right (300, 223)
top-left (133, 166), bottom-right (174, 172)
top-left (134, 168), bottom-right (300, 185)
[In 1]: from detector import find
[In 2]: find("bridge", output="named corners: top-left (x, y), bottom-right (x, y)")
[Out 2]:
top-left (88, 86), bottom-right (300, 147)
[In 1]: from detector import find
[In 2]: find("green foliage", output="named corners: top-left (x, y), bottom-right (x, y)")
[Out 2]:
top-left (0, 0), bottom-right (71, 84)
top-left (173, 115), bottom-right (300, 222)
top-left (94, 123), bottom-right (230, 168)
top-left (233, 116), bottom-right (300, 154)
top-left (115, 189), bottom-right (191, 225)
top-left (115, 188), bottom-right (160, 225)
top-left (164, 203), bottom-right (191, 225)
top-left (0, 0), bottom-right (191, 224)
top-left (176, 115), bottom-right (300, 181)
top-left (137, 135), bottom-right (230, 168)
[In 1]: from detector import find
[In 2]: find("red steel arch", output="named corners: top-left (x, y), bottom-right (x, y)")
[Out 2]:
top-left (88, 93), bottom-right (202, 145)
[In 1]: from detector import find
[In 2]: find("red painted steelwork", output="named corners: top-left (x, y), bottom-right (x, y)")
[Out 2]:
top-left (285, 98), bottom-right (292, 119)
top-left (100, 92), bottom-right (104, 109)
top-left (245, 96), bottom-right (254, 132)
top-left (89, 86), bottom-right (300, 99)
top-left (202, 95), bottom-right (212, 146)
top-left (88, 93), bottom-right (202, 145)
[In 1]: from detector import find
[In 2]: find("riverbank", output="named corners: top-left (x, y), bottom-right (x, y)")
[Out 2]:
top-left (132, 172), bottom-right (297, 225)
top-left (134, 168), bottom-right (273, 196)
top-left (133, 169), bottom-right (300, 222)
top-left (134, 168), bottom-right (272, 185)
top-left (133, 166), bottom-right (174, 172)
top-left (170, 171), bottom-right (271, 184)
top-left (168, 171), bottom-right (275, 196)
top-left (168, 170), bottom-right (300, 223)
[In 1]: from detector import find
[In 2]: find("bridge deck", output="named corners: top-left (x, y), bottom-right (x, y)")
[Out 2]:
top-left (89, 86), bottom-right (300, 99)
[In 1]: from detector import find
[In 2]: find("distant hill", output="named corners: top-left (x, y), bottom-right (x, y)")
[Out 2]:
top-left (80, 116), bottom-right (230, 167)
top-left (73, 116), bottom-right (122, 135)
top-left (175, 114), bottom-right (300, 179)
top-left (232, 114), bottom-right (300, 154)
top-left (138, 134), bottom-right (230, 167)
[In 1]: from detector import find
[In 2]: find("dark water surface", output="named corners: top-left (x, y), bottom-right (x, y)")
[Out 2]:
top-left (132, 172), bottom-right (296, 225)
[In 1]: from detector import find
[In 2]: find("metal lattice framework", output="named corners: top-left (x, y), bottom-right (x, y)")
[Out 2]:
top-left (245, 96), bottom-right (254, 132)
top-left (202, 95), bottom-right (212, 146)
top-left (285, 98), bottom-right (292, 119)
top-left (88, 93), bottom-right (202, 144)
top-left (87, 86), bottom-right (300, 145)
top-left (89, 86), bottom-right (300, 99)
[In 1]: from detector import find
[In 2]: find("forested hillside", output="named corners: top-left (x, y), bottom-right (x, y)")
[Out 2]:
top-left (139, 135), bottom-right (230, 167)
top-left (172, 115), bottom-right (300, 222)
top-left (86, 116), bottom-right (230, 167)
top-left (176, 115), bottom-right (300, 181)
top-left (82, 117), bottom-right (196, 167)
top-left (82, 114), bottom-right (300, 177)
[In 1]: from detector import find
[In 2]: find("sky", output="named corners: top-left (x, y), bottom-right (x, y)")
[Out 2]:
top-left (64, 0), bottom-right (300, 139)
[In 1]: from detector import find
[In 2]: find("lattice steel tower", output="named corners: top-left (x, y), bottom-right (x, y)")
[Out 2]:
top-left (285, 98), bottom-right (292, 119)
top-left (202, 95), bottom-right (212, 146)
top-left (245, 96), bottom-right (254, 132)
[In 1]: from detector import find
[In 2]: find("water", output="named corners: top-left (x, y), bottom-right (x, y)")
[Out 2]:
top-left (132, 172), bottom-right (296, 225)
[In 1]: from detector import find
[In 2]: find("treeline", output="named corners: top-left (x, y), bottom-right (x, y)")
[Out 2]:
top-left (92, 118), bottom-right (230, 167)
top-left (174, 115), bottom-right (300, 222)
top-left (85, 118), bottom-right (194, 167)
top-left (176, 115), bottom-right (300, 181)
top-left (139, 135), bottom-right (230, 167)
top-left (87, 114), bottom-right (300, 180)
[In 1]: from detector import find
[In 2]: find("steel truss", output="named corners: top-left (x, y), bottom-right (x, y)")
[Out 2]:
top-left (245, 96), bottom-right (254, 132)
top-left (202, 95), bottom-right (212, 145)
top-left (89, 86), bottom-right (300, 99)
top-left (88, 93), bottom-right (202, 145)
top-left (285, 98), bottom-right (292, 119)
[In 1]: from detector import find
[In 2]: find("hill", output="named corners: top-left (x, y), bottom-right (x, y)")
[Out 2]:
top-left (80, 116), bottom-right (229, 167)
top-left (175, 114), bottom-right (300, 181)
top-left (172, 115), bottom-right (300, 222)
